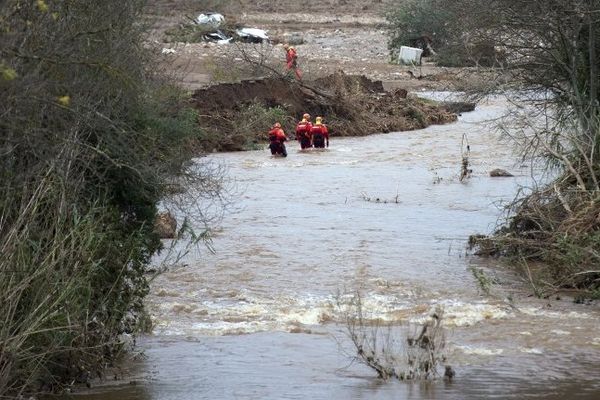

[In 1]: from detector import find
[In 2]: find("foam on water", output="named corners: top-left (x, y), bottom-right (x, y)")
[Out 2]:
top-left (150, 288), bottom-right (521, 336)
top-left (409, 299), bottom-right (511, 327)
top-left (519, 347), bottom-right (544, 354)
top-left (520, 307), bottom-right (594, 320)
top-left (455, 345), bottom-right (504, 356)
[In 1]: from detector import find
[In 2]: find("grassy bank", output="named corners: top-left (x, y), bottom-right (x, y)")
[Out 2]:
top-left (0, 1), bottom-right (224, 395)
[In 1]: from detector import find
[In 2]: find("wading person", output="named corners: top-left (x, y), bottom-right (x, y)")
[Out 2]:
top-left (268, 122), bottom-right (288, 157)
top-left (295, 113), bottom-right (313, 150)
top-left (310, 116), bottom-right (329, 148)
top-left (283, 44), bottom-right (302, 80)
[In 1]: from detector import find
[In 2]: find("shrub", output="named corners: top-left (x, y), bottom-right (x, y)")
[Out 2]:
top-left (0, 0), bottom-right (225, 395)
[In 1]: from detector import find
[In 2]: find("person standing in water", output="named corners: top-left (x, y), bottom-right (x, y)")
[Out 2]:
top-left (295, 113), bottom-right (313, 150)
top-left (310, 116), bottom-right (329, 148)
top-left (268, 122), bottom-right (288, 157)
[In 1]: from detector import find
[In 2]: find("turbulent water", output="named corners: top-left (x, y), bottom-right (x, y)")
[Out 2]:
top-left (74, 94), bottom-right (600, 399)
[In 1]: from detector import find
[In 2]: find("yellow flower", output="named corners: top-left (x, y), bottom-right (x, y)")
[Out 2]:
top-left (36, 0), bottom-right (48, 12)
top-left (57, 95), bottom-right (70, 106)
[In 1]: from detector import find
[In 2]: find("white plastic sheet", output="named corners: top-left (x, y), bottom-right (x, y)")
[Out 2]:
top-left (236, 28), bottom-right (269, 41)
top-left (196, 13), bottom-right (225, 27)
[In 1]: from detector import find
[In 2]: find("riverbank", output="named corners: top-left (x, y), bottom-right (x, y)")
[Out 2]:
top-left (190, 72), bottom-right (471, 151)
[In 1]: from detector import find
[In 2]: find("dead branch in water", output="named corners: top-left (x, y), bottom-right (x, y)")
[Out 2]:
top-left (337, 292), bottom-right (450, 381)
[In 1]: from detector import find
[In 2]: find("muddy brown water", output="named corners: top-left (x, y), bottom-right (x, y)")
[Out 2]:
top-left (69, 94), bottom-right (600, 399)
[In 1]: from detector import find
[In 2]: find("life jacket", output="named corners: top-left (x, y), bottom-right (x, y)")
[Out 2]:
top-left (286, 48), bottom-right (298, 69)
top-left (269, 128), bottom-right (286, 143)
top-left (310, 124), bottom-right (326, 137)
top-left (296, 120), bottom-right (312, 138)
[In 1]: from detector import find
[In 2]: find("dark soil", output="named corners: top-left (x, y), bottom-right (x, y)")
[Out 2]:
top-left (191, 71), bottom-right (464, 151)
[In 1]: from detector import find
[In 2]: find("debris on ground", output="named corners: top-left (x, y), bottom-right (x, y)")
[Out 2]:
top-left (394, 46), bottom-right (423, 65)
top-left (196, 13), bottom-right (225, 28)
top-left (204, 30), bottom-right (232, 44)
top-left (236, 28), bottom-right (269, 43)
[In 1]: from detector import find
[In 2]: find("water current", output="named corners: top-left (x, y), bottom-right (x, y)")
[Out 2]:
top-left (72, 94), bottom-right (600, 399)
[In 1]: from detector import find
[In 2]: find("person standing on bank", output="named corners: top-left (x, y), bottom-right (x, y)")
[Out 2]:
top-left (283, 44), bottom-right (302, 80)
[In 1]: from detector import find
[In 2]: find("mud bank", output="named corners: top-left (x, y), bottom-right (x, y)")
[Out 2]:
top-left (191, 72), bottom-right (470, 151)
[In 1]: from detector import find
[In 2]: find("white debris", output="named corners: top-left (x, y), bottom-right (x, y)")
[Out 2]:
top-left (196, 13), bottom-right (225, 27)
top-left (396, 46), bottom-right (423, 65)
top-left (161, 48), bottom-right (177, 55)
top-left (204, 30), bottom-right (231, 42)
top-left (236, 28), bottom-right (269, 42)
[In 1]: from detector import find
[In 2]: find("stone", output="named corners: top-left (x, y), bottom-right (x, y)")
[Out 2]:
top-left (489, 168), bottom-right (514, 177)
top-left (154, 212), bottom-right (177, 238)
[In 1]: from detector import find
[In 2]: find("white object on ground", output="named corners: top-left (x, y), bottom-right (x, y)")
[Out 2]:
top-left (161, 48), bottom-right (177, 55)
top-left (196, 13), bottom-right (225, 27)
top-left (236, 28), bottom-right (269, 41)
top-left (397, 46), bottom-right (423, 65)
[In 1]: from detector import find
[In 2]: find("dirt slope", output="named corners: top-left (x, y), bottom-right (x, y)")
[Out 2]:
top-left (191, 72), bottom-right (463, 151)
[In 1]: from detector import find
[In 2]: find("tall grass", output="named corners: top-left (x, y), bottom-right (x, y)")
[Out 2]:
top-left (0, 0), bottom-right (226, 395)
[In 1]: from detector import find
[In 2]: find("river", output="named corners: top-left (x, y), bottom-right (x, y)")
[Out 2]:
top-left (73, 94), bottom-right (600, 399)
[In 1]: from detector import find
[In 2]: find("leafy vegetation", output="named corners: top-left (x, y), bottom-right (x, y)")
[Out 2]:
top-left (0, 0), bottom-right (224, 395)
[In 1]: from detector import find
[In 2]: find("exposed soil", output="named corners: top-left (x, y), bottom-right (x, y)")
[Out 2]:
top-left (191, 72), bottom-right (467, 151)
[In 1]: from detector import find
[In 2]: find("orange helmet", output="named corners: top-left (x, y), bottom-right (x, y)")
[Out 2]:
top-left (273, 122), bottom-right (281, 128)
top-left (303, 113), bottom-right (310, 120)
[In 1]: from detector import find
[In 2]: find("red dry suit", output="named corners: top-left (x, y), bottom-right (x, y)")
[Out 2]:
top-left (295, 119), bottom-right (313, 149)
top-left (268, 127), bottom-right (288, 157)
top-left (310, 123), bottom-right (329, 148)
top-left (285, 47), bottom-right (302, 80)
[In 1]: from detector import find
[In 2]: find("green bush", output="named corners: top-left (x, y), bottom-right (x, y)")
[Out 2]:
top-left (0, 0), bottom-right (223, 395)
top-left (386, 0), bottom-right (503, 67)
top-left (386, 0), bottom-right (454, 55)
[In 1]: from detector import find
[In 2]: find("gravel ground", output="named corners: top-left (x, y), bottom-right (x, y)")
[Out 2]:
top-left (147, 2), bottom-right (486, 92)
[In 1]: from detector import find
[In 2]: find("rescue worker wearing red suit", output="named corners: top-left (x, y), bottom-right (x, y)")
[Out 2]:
top-left (310, 116), bottom-right (329, 148)
top-left (283, 44), bottom-right (302, 80)
top-left (268, 122), bottom-right (288, 157)
top-left (295, 113), bottom-right (313, 150)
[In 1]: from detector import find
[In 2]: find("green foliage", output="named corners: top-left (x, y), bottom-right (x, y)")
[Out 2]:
top-left (199, 102), bottom-right (290, 152)
top-left (385, 0), bottom-right (503, 66)
top-left (237, 103), bottom-right (290, 150)
top-left (0, 0), bottom-right (222, 395)
top-left (386, 0), bottom-right (454, 53)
